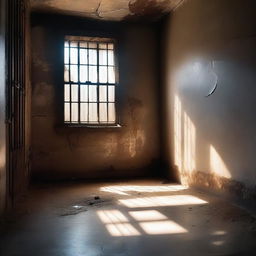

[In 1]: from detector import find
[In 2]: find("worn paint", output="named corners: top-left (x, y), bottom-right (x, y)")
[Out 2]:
top-left (127, 0), bottom-right (181, 21)
top-left (31, 14), bottom-right (161, 180)
top-left (30, 0), bottom-right (184, 21)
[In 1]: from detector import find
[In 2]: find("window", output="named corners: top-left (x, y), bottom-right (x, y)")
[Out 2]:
top-left (64, 36), bottom-right (118, 126)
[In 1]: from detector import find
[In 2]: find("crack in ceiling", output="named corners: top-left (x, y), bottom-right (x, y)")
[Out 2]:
top-left (30, 0), bottom-right (186, 21)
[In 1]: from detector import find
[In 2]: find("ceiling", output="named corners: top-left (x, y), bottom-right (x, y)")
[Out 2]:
top-left (30, 0), bottom-right (185, 21)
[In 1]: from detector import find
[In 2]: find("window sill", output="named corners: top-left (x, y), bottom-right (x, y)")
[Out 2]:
top-left (63, 124), bottom-right (122, 129)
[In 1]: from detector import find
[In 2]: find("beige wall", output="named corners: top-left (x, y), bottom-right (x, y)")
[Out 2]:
top-left (31, 13), bottom-right (161, 180)
top-left (163, 0), bottom-right (256, 196)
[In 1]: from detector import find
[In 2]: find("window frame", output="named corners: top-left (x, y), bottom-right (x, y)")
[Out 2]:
top-left (63, 36), bottom-right (120, 128)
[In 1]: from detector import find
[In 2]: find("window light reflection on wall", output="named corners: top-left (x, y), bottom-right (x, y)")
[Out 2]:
top-left (210, 145), bottom-right (231, 179)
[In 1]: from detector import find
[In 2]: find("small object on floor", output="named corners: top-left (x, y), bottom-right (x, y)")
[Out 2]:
top-left (94, 196), bottom-right (100, 200)
top-left (73, 205), bottom-right (83, 209)
top-left (59, 206), bottom-right (87, 216)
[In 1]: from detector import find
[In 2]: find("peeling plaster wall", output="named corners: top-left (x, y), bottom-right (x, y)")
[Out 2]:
top-left (0, 0), bottom-right (6, 214)
top-left (163, 0), bottom-right (256, 198)
top-left (30, 0), bottom-right (183, 21)
top-left (31, 13), bottom-right (160, 180)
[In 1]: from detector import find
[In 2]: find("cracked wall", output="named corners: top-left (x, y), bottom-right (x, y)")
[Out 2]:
top-left (31, 13), bottom-right (161, 180)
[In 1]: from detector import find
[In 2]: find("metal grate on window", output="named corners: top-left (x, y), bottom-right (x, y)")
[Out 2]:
top-left (64, 36), bottom-right (117, 125)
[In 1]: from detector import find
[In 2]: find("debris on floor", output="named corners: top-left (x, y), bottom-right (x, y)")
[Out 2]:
top-left (57, 196), bottom-right (113, 216)
top-left (82, 196), bottom-right (113, 207)
top-left (58, 205), bottom-right (87, 216)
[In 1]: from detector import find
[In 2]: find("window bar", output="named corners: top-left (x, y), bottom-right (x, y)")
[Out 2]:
top-left (6, 0), bottom-right (11, 193)
top-left (69, 40), bottom-right (71, 123)
top-left (17, 0), bottom-right (21, 148)
top-left (68, 81), bottom-right (115, 85)
top-left (87, 43), bottom-right (89, 122)
top-left (11, 0), bottom-right (15, 150)
top-left (78, 42), bottom-right (80, 123)
top-left (8, 0), bottom-right (12, 149)
top-left (97, 43), bottom-right (100, 124)
top-left (8, 0), bottom-right (13, 197)
top-left (20, 0), bottom-right (23, 148)
top-left (17, 0), bottom-right (20, 147)
top-left (106, 43), bottom-right (109, 123)
top-left (20, 0), bottom-right (24, 146)
top-left (114, 43), bottom-right (117, 125)
top-left (78, 101), bottom-right (114, 103)
top-left (14, 0), bottom-right (18, 149)
top-left (12, 0), bottom-right (15, 149)
top-left (20, 1), bottom-right (23, 147)
top-left (6, 0), bottom-right (10, 144)
top-left (16, 0), bottom-right (19, 148)
top-left (19, 0), bottom-right (22, 147)
top-left (22, 0), bottom-right (26, 146)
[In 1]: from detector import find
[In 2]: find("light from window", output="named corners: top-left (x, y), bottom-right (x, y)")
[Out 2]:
top-left (64, 36), bottom-right (117, 125)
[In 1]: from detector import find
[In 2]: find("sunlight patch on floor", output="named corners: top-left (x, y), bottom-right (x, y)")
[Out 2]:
top-left (139, 221), bottom-right (188, 235)
top-left (129, 210), bottom-right (167, 221)
top-left (100, 185), bottom-right (188, 195)
top-left (106, 223), bottom-right (141, 237)
top-left (119, 195), bottom-right (208, 208)
top-left (97, 210), bottom-right (128, 224)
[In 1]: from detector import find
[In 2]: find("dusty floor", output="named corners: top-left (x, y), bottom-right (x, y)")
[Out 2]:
top-left (1, 180), bottom-right (256, 256)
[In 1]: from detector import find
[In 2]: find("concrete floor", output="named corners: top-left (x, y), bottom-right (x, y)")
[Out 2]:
top-left (1, 180), bottom-right (256, 256)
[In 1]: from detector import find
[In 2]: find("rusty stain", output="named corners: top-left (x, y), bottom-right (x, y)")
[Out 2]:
top-left (103, 135), bottom-right (118, 158)
top-left (179, 170), bottom-right (256, 201)
top-left (128, 97), bottom-right (143, 133)
top-left (128, 0), bottom-right (171, 19)
top-left (124, 97), bottom-right (145, 157)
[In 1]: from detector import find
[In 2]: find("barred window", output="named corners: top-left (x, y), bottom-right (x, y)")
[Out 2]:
top-left (64, 36), bottom-right (118, 125)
